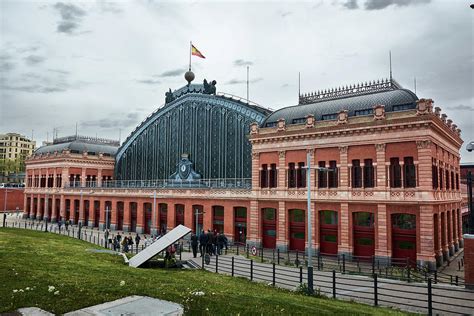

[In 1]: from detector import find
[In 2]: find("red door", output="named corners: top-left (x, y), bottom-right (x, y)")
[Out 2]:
top-left (175, 204), bottom-right (184, 227)
top-left (144, 204), bottom-right (152, 234)
top-left (391, 214), bottom-right (417, 266)
top-left (289, 209), bottom-right (305, 251)
top-left (94, 208), bottom-right (100, 227)
top-left (262, 208), bottom-right (276, 249)
top-left (234, 207), bottom-right (247, 244)
top-left (353, 212), bottom-right (375, 259)
top-left (319, 210), bottom-right (338, 255)
top-left (213, 206), bottom-right (224, 233)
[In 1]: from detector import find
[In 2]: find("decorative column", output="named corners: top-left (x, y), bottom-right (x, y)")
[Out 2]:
top-left (97, 169), bottom-right (103, 187)
top-left (59, 195), bottom-right (65, 221)
top-left (110, 199), bottom-right (118, 231)
top-left (447, 209), bottom-right (454, 256)
top-left (167, 204), bottom-right (176, 231)
top-left (37, 196), bottom-right (43, 220)
top-left (251, 152), bottom-right (260, 189)
top-left (123, 200), bottom-right (131, 232)
top-left (183, 201), bottom-right (193, 232)
top-left (78, 192), bottom-right (85, 226)
top-left (458, 207), bottom-right (464, 248)
top-left (29, 194), bottom-right (35, 219)
top-left (419, 205), bottom-right (436, 270)
top-left (276, 201), bottom-right (287, 251)
top-left (248, 200), bottom-right (260, 247)
top-left (339, 146), bottom-right (349, 188)
top-left (223, 203), bottom-right (234, 242)
top-left (375, 144), bottom-right (386, 188)
top-left (62, 167), bottom-right (69, 188)
top-left (442, 210), bottom-right (449, 261)
top-left (88, 199), bottom-right (96, 228)
top-left (375, 204), bottom-right (390, 263)
top-left (22, 194), bottom-right (28, 218)
top-left (339, 203), bottom-right (350, 258)
top-left (69, 198), bottom-right (75, 223)
top-left (416, 140), bottom-right (433, 191)
top-left (98, 199), bottom-right (106, 230)
top-left (278, 151), bottom-right (286, 188)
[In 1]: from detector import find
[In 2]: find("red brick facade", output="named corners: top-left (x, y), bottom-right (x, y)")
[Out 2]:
top-left (23, 98), bottom-right (463, 270)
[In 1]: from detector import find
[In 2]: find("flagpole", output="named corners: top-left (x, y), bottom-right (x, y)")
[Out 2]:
top-left (189, 41), bottom-right (192, 71)
top-left (246, 66), bottom-right (249, 102)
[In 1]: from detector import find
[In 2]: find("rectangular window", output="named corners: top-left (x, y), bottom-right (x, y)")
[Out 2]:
top-left (432, 163), bottom-right (438, 189)
top-left (363, 159), bottom-right (374, 188)
top-left (352, 159), bottom-right (362, 188)
top-left (393, 104), bottom-right (414, 112)
top-left (320, 210), bottom-right (338, 225)
top-left (357, 237), bottom-right (374, 246)
top-left (292, 118), bottom-right (306, 124)
top-left (439, 167), bottom-right (443, 189)
top-left (288, 163), bottom-right (296, 188)
top-left (269, 164), bottom-right (277, 188)
top-left (445, 169), bottom-right (450, 190)
top-left (260, 164), bottom-right (268, 188)
top-left (265, 122), bottom-right (277, 128)
top-left (390, 158), bottom-right (402, 188)
top-left (291, 209), bottom-right (305, 222)
top-left (450, 171), bottom-right (454, 191)
top-left (328, 160), bottom-right (338, 188)
top-left (456, 173), bottom-right (459, 190)
top-left (355, 109), bottom-right (373, 116)
top-left (321, 113), bottom-right (337, 121)
top-left (353, 212), bottom-right (374, 227)
top-left (263, 208), bottom-right (276, 221)
top-left (318, 161), bottom-right (327, 188)
top-left (404, 157), bottom-right (416, 188)
top-left (323, 235), bottom-right (337, 243)
top-left (296, 162), bottom-right (306, 188)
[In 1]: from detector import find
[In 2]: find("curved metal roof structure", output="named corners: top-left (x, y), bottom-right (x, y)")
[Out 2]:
top-left (34, 136), bottom-right (119, 156)
top-left (262, 79), bottom-right (418, 127)
top-left (115, 83), bottom-right (272, 180)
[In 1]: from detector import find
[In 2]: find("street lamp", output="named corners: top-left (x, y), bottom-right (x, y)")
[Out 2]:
top-left (306, 151), bottom-right (334, 294)
top-left (195, 208), bottom-right (205, 236)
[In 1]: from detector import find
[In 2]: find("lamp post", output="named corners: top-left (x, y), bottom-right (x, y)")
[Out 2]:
top-left (195, 208), bottom-right (205, 236)
top-left (306, 151), bottom-right (334, 294)
top-left (44, 193), bottom-right (49, 232)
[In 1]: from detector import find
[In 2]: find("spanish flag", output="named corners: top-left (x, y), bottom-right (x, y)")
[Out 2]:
top-left (191, 44), bottom-right (205, 59)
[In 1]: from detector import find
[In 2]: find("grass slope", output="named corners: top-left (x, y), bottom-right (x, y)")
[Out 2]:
top-left (0, 228), bottom-right (407, 315)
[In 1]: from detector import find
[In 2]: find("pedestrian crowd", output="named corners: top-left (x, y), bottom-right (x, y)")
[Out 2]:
top-left (190, 229), bottom-right (228, 258)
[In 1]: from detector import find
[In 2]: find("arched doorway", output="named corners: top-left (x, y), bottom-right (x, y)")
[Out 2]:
top-left (192, 204), bottom-right (204, 234)
top-left (289, 209), bottom-right (305, 251)
top-left (212, 206), bottom-right (224, 233)
top-left (391, 213), bottom-right (416, 265)
top-left (94, 201), bottom-right (100, 227)
top-left (144, 203), bottom-right (152, 234)
top-left (262, 208), bottom-right (277, 249)
top-left (130, 202), bottom-right (137, 232)
top-left (234, 207), bottom-right (247, 244)
top-left (65, 199), bottom-right (70, 221)
top-left (319, 210), bottom-right (338, 255)
top-left (117, 202), bottom-right (124, 231)
top-left (175, 204), bottom-right (185, 227)
top-left (74, 199), bottom-right (80, 224)
top-left (352, 212), bottom-right (375, 259)
top-left (84, 200), bottom-right (90, 226)
top-left (159, 203), bottom-right (167, 234)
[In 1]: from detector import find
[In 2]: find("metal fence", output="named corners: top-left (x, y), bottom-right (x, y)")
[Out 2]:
top-left (64, 178), bottom-right (252, 189)
top-left (200, 254), bottom-right (474, 315)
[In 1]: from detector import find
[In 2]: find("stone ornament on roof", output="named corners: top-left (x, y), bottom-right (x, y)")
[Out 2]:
top-left (434, 107), bottom-right (441, 117)
top-left (337, 110), bottom-right (348, 125)
top-left (306, 114), bottom-right (315, 128)
top-left (373, 104), bottom-right (385, 120)
top-left (250, 122), bottom-right (259, 135)
top-left (277, 118), bottom-right (286, 132)
top-left (416, 98), bottom-right (433, 115)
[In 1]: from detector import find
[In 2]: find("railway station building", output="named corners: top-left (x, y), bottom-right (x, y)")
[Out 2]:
top-left (23, 73), bottom-right (464, 270)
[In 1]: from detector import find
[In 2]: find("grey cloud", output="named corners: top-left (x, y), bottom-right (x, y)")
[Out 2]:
top-left (447, 104), bottom-right (474, 112)
top-left (136, 79), bottom-right (161, 85)
top-left (0, 61), bottom-right (15, 72)
top-left (157, 68), bottom-right (184, 77)
top-left (0, 84), bottom-right (68, 93)
top-left (281, 83), bottom-right (290, 88)
top-left (343, 0), bottom-right (359, 9)
top-left (280, 11), bottom-right (292, 17)
top-left (16, 46), bottom-right (40, 53)
top-left (47, 68), bottom-right (70, 75)
top-left (54, 2), bottom-right (87, 34)
top-left (234, 59), bottom-right (253, 67)
top-left (364, 0), bottom-right (431, 10)
top-left (80, 112), bottom-right (141, 129)
top-left (225, 77), bottom-right (263, 85)
top-left (97, 1), bottom-right (123, 14)
top-left (24, 55), bottom-right (46, 65)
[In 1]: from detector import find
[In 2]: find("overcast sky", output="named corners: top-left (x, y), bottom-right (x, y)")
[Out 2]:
top-left (1, 0), bottom-right (473, 162)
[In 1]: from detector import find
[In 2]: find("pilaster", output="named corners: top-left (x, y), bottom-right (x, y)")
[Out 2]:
top-left (375, 144), bottom-right (386, 188)
top-left (248, 200), bottom-right (260, 247)
top-left (418, 205), bottom-right (436, 270)
top-left (276, 201), bottom-right (287, 251)
top-left (339, 146), bottom-right (348, 188)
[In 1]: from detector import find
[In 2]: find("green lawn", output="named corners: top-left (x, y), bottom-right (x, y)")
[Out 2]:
top-left (0, 228), bottom-right (408, 315)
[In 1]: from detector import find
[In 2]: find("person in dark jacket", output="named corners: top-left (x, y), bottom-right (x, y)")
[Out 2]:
top-left (199, 230), bottom-right (207, 257)
top-left (217, 233), bottom-right (225, 255)
top-left (135, 233), bottom-right (141, 247)
top-left (190, 233), bottom-right (198, 258)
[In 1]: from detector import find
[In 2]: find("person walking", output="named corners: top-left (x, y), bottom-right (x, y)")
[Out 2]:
top-left (128, 234), bottom-right (134, 251)
top-left (217, 233), bottom-right (224, 255)
top-left (199, 230), bottom-right (206, 257)
top-left (65, 219), bottom-right (69, 231)
top-left (116, 232), bottom-right (122, 243)
top-left (190, 233), bottom-right (198, 258)
top-left (135, 233), bottom-right (141, 248)
top-left (122, 236), bottom-right (129, 253)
